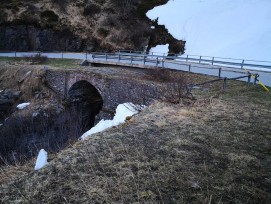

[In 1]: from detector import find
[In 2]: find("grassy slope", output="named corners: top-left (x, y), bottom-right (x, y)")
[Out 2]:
top-left (0, 74), bottom-right (270, 203)
top-left (0, 56), bottom-right (81, 68)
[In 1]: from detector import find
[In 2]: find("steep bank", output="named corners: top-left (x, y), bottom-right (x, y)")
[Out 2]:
top-left (1, 92), bottom-right (270, 203)
top-left (0, 0), bottom-right (185, 53)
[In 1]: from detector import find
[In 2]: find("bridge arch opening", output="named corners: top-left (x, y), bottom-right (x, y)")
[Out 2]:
top-left (68, 80), bottom-right (103, 133)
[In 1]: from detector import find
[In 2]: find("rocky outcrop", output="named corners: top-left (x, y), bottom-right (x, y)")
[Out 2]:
top-left (0, 0), bottom-right (185, 53)
top-left (0, 25), bottom-right (97, 52)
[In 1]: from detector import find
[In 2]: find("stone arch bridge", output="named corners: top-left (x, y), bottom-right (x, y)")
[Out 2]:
top-left (44, 67), bottom-right (157, 120)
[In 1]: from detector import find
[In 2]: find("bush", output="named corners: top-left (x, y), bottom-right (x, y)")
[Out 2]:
top-left (145, 68), bottom-right (194, 103)
top-left (0, 107), bottom-right (86, 165)
top-left (83, 4), bottom-right (101, 16)
top-left (145, 68), bottom-right (173, 82)
top-left (97, 28), bottom-right (110, 37)
top-left (52, 0), bottom-right (68, 10)
top-left (41, 10), bottom-right (59, 22)
top-left (23, 54), bottom-right (48, 64)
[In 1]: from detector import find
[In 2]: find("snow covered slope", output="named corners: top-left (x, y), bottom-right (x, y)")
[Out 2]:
top-left (147, 0), bottom-right (271, 61)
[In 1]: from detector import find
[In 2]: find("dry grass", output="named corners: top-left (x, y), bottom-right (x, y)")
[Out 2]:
top-left (0, 62), bottom-right (270, 203)
top-left (0, 80), bottom-right (270, 203)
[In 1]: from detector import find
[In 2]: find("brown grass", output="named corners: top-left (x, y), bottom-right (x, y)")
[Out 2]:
top-left (0, 81), bottom-right (270, 203)
top-left (0, 61), bottom-right (270, 203)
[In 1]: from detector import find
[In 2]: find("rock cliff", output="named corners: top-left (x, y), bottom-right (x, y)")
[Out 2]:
top-left (0, 0), bottom-right (185, 53)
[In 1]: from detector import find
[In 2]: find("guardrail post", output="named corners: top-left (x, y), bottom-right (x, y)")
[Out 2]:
top-left (199, 56), bottom-right (202, 63)
top-left (156, 57), bottom-right (159, 66)
top-left (188, 64), bottom-right (191, 72)
top-left (186, 55), bottom-right (189, 62)
top-left (85, 51), bottom-right (87, 60)
top-left (241, 59), bottom-right (244, 69)
top-left (222, 77), bottom-right (227, 92)
top-left (131, 55), bottom-right (133, 64)
top-left (118, 54), bottom-right (120, 62)
top-left (143, 55), bottom-right (146, 65)
top-left (254, 74), bottom-right (258, 85)
top-left (62, 52), bottom-right (64, 59)
top-left (247, 75), bottom-right (251, 85)
top-left (212, 57), bottom-right (214, 65)
top-left (218, 68), bottom-right (222, 78)
top-left (162, 58), bottom-right (165, 68)
top-left (15, 51), bottom-right (17, 57)
top-left (105, 53), bottom-right (108, 61)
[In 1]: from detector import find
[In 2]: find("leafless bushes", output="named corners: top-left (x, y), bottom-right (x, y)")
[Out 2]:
top-left (145, 68), bottom-right (194, 104)
top-left (113, 68), bottom-right (194, 116)
top-left (0, 107), bottom-right (85, 166)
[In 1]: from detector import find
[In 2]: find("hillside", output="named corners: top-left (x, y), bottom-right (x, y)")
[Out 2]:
top-left (1, 98), bottom-right (271, 203)
top-left (0, 0), bottom-right (185, 53)
top-left (0, 61), bottom-right (270, 203)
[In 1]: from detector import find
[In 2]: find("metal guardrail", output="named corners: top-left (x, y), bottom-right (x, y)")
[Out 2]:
top-left (91, 52), bottom-right (271, 72)
top-left (92, 52), bottom-right (258, 78)
top-left (117, 50), bottom-right (271, 70)
top-left (91, 52), bottom-right (262, 92)
top-left (1, 51), bottom-right (270, 86)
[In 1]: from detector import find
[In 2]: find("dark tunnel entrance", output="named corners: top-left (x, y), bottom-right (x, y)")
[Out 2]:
top-left (68, 80), bottom-right (103, 133)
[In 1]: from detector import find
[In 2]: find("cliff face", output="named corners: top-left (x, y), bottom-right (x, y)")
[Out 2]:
top-left (0, 0), bottom-right (185, 53)
top-left (0, 25), bottom-right (92, 51)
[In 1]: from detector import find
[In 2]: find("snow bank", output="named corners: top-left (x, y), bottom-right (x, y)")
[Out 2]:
top-left (81, 103), bottom-right (140, 140)
top-left (147, 0), bottom-right (271, 61)
top-left (149, 44), bottom-right (169, 55)
top-left (34, 149), bottom-right (48, 170)
top-left (17, 102), bottom-right (30, 110)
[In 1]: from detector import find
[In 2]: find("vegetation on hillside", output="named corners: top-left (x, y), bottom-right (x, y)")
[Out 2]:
top-left (0, 58), bottom-right (270, 203)
top-left (0, 83), bottom-right (270, 203)
top-left (0, 0), bottom-right (184, 53)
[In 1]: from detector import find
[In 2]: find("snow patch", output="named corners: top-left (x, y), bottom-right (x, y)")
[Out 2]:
top-left (17, 102), bottom-right (30, 110)
top-left (81, 103), bottom-right (140, 140)
top-left (149, 44), bottom-right (169, 55)
top-left (34, 149), bottom-right (48, 170)
top-left (147, 0), bottom-right (271, 61)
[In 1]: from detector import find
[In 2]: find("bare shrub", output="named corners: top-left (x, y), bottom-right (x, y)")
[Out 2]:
top-left (145, 68), bottom-right (194, 104)
top-left (23, 54), bottom-right (48, 64)
top-left (0, 107), bottom-right (86, 166)
top-left (160, 78), bottom-right (193, 104)
top-left (145, 68), bottom-right (173, 82)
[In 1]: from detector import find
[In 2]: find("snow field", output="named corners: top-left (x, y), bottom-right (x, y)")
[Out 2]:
top-left (147, 0), bottom-right (271, 61)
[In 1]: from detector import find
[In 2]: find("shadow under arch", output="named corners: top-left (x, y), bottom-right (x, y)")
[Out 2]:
top-left (68, 80), bottom-right (103, 132)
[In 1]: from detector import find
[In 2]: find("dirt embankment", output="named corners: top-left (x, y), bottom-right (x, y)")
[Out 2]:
top-left (0, 0), bottom-right (185, 53)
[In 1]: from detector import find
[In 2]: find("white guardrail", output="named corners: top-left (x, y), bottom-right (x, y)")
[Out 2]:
top-left (0, 51), bottom-right (270, 87)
